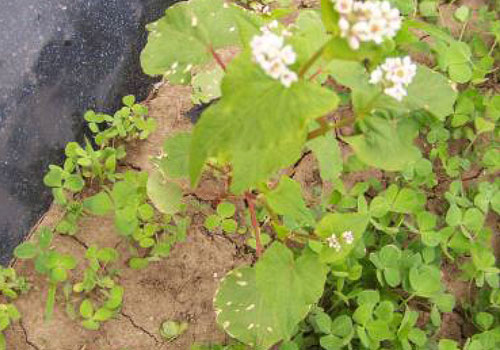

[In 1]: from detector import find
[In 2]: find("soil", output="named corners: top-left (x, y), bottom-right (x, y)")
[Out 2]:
top-left (4, 84), bottom-right (251, 350)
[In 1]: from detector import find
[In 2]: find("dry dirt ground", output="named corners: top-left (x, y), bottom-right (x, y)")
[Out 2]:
top-left (4, 84), bottom-right (251, 350)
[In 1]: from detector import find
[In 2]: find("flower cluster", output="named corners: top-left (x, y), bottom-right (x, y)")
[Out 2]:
top-left (369, 56), bottom-right (417, 101)
top-left (333, 0), bottom-right (402, 50)
top-left (250, 23), bottom-right (298, 88)
top-left (326, 230), bottom-right (355, 251)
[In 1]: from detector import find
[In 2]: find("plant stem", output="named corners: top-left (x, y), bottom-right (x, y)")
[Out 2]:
top-left (245, 192), bottom-right (263, 258)
top-left (307, 115), bottom-right (356, 140)
top-left (298, 42), bottom-right (328, 78)
top-left (45, 283), bottom-right (57, 321)
top-left (459, 21), bottom-right (468, 41)
top-left (209, 46), bottom-right (226, 71)
top-left (488, 40), bottom-right (498, 57)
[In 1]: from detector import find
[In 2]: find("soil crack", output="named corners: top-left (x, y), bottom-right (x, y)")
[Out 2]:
top-left (120, 311), bottom-right (161, 344)
top-left (19, 320), bottom-right (41, 350)
top-left (66, 235), bottom-right (89, 250)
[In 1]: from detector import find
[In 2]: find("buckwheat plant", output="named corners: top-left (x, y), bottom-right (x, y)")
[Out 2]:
top-left (137, 0), bottom-right (498, 349)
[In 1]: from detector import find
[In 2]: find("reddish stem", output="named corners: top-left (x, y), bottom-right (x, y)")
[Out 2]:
top-left (309, 67), bottom-right (323, 81)
top-left (245, 192), bottom-right (262, 258)
top-left (209, 46), bottom-right (226, 71)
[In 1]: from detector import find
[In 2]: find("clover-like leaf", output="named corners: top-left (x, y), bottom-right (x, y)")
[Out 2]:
top-left (315, 212), bottom-right (369, 264)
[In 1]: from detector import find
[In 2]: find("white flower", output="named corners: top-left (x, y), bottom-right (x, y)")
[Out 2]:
top-left (251, 25), bottom-right (298, 88)
top-left (369, 67), bottom-right (383, 84)
top-left (384, 84), bottom-right (407, 101)
top-left (335, 0), bottom-right (353, 14)
top-left (339, 17), bottom-right (350, 32)
top-left (333, 0), bottom-right (402, 50)
top-left (279, 45), bottom-right (296, 65)
top-left (342, 231), bottom-right (354, 245)
top-left (369, 56), bottom-right (417, 101)
top-left (280, 70), bottom-right (298, 87)
top-left (326, 234), bottom-right (342, 252)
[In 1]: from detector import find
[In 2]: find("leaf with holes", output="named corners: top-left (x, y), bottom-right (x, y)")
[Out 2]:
top-left (214, 243), bottom-right (327, 349)
top-left (141, 0), bottom-right (259, 83)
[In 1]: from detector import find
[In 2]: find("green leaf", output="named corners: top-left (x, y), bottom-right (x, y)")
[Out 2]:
top-left (105, 286), bottom-right (124, 310)
top-left (439, 339), bottom-right (459, 350)
top-left (375, 301), bottom-right (394, 322)
top-left (448, 63), bottom-right (472, 84)
top-left (191, 66), bottom-right (224, 104)
top-left (221, 219), bottom-right (237, 233)
top-left (82, 319), bottom-right (100, 330)
top-left (454, 5), bottom-right (470, 23)
top-left (475, 312), bottom-right (494, 331)
top-left (307, 134), bottom-right (343, 182)
top-left (408, 328), bottom-right (427, 346)
top-left (264, 177), bottom-right (314, 226)
top-left (217, 202), bottom-right (236, 218)
top-left (405, 65), bottom-right (458, 120)
top-left (366, 319), bottom-right (393, 341)
top-left (462, 208), bottom-right (484, 233)
top-left (313, 311), bottom-right (332, 334)
top-left (315, 212), bottom-right (369, 263)
top-left (345, 117), bottom-right (421, 172)
top-left (409, 265), bottom-right (443, 297)
top-left (122, 95), bottom-right (135, 107)
top-left (141, 0), bottom-right (256, 81)
top-left (331, 315), bottom-right (353, 337)
top-left (83, 192), bottom-right (113, 216)
top-left (147, 170), bottom-right (183, 215)
top-left (392, 188), bottom-right (425, 214)
top-left (80, 299), bottom-right (94, 319)
top-left (160, 132), bottom-right (192, 179)
top-left (190, 53), bottom-right (338, 194)
top-left (419, 1), bottom-right (438, 17)
top-left (320, 0), bottom-right (340, 34)
top-left (289, 10), bottom-right (329, 68)
top-left (475, 116), bottom-right (495, 134)
top-left (378, 245), bottom-right (402, 267)
top-left (369, 196), bottom-right (390, 218)
top-left (214, 243), bottom-right (327, 349)
top-left (14, 243), bottom-right (38, 259)
top-left (320, 334), bottom-right (344, 350)
top-left (37, 227), bottom-right (53, 249)
top-left (138, 203), bottom-right (155, 221)
top-left (324, 60), bottom-right (370, 90)
top-left (94, 308), bottom-right (114, 322)
top-left (43, 166), bottom-right (64, 187)
top-left (129, 257), bottom-right (149, 270)
top-left (64, 175), bottom-right (85, 192)
top-left (446, 204), bottom-right (462, 227)
top-left (204, 215), bottom-right (220, 231)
